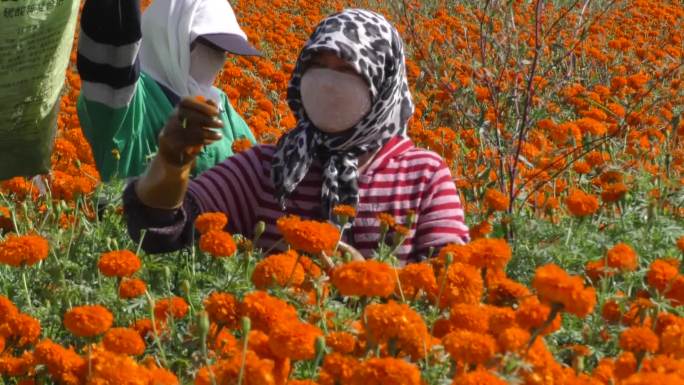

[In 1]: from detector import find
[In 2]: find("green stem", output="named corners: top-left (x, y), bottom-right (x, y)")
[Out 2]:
top-left (22, 268), bottom-right (33, 313)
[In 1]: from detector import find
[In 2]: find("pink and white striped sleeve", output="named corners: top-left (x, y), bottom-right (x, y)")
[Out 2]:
top-left (414, 162), bottom-right (470, 254)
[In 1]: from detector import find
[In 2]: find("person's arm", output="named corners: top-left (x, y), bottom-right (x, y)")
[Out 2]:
top-left (411, 162), bottom-right (470, 261)
top-left (77, 0), bottom-right (142, 108)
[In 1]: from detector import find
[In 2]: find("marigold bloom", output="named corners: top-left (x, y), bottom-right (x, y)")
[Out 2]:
top-left (98, 250), bottom-right (142, 278)
top-left (204, 292), bottom-right (240, 328)
top-left (601, 182), bottom-right (628, 203)
top-left (268, 319), bottom-right (322, 360)
top-left (646, 259), bottom-right (679, 294)
top-left (326, 331), bottom-right (356, 354)
top-left (619, 326), bottom-right (659, 353)
top-left (364, 301), bottom-right (431, 360)
top-left (86, 345), bottom-right (151, 385)
top-left (484, 188), bottom-right (509, 212)
top-left (195, 212), bottom-right (229, 234)
top-left (468, 238), bottom-right (512, 270)
top-left (434, 243), bottom-right (473, 271)
top-left (103, 327), bottom-right (146, 356)
top-left (442, 329), bottom-right (497, 365)
top-left (0, 206), bottom-right (14, 233)
top-left (606, 243), bottom-right (638, 271)
top-left (118, 278), bottom-right (147, 299)
top-left (449, 304), bottom-right (490, 333)
top-left (0, 233), bottom-right (49, 267)
top-left (348, 357), bottom-right (421, 385)
top-left (532, 263), bottom-right (596, 317)
top-left (331, 260), bottom-right (396, 298)
top-left (199, 230), bottom-right (237, 258)
top-left (436, 262), bottom-right (483, 307)
top-left (397, 262), bottom-right (438, 299)
top-left (34, 339), bottom-right (86, 385)
top-left (452, 369), bottom-right (507, 385)
top-left (565, 188), bottom-right (599, 217)
top-left (231, 138), bottom-right (253, 154)
top-left (5, 313), bottom-right (42, 347)
top-left (131, 318), bottom-right (166, 340)
top-left (376, 213), bottom-right (396, 229)
top-left (487, 276), bottom-right (531, 306)
top-left (319, 353), bottom-right (359, 385)
top-left (516, 297), bottom-right (561, 334)
top-left (332, 205), bottom-right (357, 219)
top-left (677, 236), bottom-right (684, 253)
top-left (660, 323), bottom-right (684, 358)
top-left (276, 215), bottom-right (339, 255)
top-left (252, 250), bottom-right (305, 289)
top-left (154, 297), bottom-right (189, 321)
top-left (602, 300), bottom-right (622, 324)
top-left (63, 305), bottom-right (113, 337)
top-left (497, 327), bottom-right (530, 353)
top-left (239, 291), bottom-right (298, 332)
top-left (0, 295), bottom-right (18, 324)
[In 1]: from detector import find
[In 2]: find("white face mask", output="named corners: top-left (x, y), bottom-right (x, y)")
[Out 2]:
top-left (300, 68), bottom-right (372, 133)
top-left (189, 42), bottom-right (226, 88)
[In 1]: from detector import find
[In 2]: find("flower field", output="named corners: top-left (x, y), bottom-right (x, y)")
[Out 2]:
top-left (1, 0), bottom-right (684, 384)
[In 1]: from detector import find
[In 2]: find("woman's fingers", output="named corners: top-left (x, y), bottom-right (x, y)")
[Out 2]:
top-left (179, 96), bottom-right (220, 117)
top-left (178, 108), bottom-right (223, 130)
top-left (338, 241), bottom-right (365, 261)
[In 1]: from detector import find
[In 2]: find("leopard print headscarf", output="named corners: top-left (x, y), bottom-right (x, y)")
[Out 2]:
top-left (271, 9), bottom-right (415, 221)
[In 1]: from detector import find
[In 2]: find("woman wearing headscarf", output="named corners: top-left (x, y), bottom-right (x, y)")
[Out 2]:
top-left (123, 9), bottom-right (469, 264)
top-left (76, 0), bottom-right (259, 182)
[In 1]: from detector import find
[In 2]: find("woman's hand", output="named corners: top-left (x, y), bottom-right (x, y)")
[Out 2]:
top-left (158, 97), bottom-right (224, 167)
top-left (319, 241), bottom-right (365, 271)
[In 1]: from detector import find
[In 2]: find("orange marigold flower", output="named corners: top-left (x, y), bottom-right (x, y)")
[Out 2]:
top-left (487, 276), bottom-right (531, 306)
top-left (239, 291), bottom-right (298, 332)
top-left (647, 259), bottom-right (679, 293)
top-left (449, 304), bottom-right (490, 333)
top-left (376, 213), bottom-right (396, 229)
top-left (268, 319), bottom-right (322, 360)
top-left (532, 263), bottom-right (596, 317)
top-left (103, 327), bottom-right (146, 356)
top-left (442, 329), bottom-right (497, 365)
top-left (666, 275), bottom-right (684, 306)
top-left (86, 345), bottom-right (151, 385)
top-left (0, 351), bottom-right (35, 377)
top-left (619, 327), bottom-right (659, 353)
top-left (154, 297), bottom-right (189, 321)
top-left (98, 250), bottom-right (142, 278)
top-left (484, 188), bottom-right (509, 212)
top-left (364, 301), bottom-right (431, 360)
top-left (34, 339), bottom-right (86, 384)
top-left (331, 260), bottom-right (396, 298)
top-left (63, 305), bottom-right (113, 337)
top-left (332, 205), bottom-right (357, 219)
top-left (469, 220), bottom-right (492, 240)
top-left (203, 292), bottom-right (239, 328)
top-left (434, 243), bottom-right (473, 271)
top-left (606, 243), bottom-right (638, 271)
top-left (602, 300), bottom-right (622, 324)
top-left (436, 262), bottom-right (483, 307)
top-left (452, 369), bottom-right (507, 385)
top-left (0, 206), bottom-right (14, 233)
top-left (615, 351), bottom-right (637, 379)
top-left (276, 215), bottom-right (340, 255)
top-left (497, 327), bottom-right (530, 353)
top-left (199, 230), bottom-right (237, 258)
top-left (677, 236), bottom-right (684, 253)
top-left (469, 238), bottom-right (512, 270)
top-left (326, 331), bottom-right (356, 354)
top-left (348, 357), bottom-right (421, 385)
top-left (565, 188), bottom-right (599, 217)
top-left (252, 250), bottom-right (305, 289)
top-left (601, 182), bottom-right (628, 203)
top-left (131, 318), bottom-right (166, 340)
top-left (319, 353), bottom-right (359, 385)
top-left (488, 306), bottom-right (517, 335)
top-left (660, 323), bottom-right (684, 359)
top-left (0, 295), bottom-right (18, 324)
top-left (5, 313), bottom-right (41, 347)
top-left (621, 373), bottom-right (684, 385)
top-left (397, 262), bottom-right (438, 299)
top-left (231, 138), bottom-right (253, 154)
top-left (195, 212), bottom-right (229, 234)
top-left (0, 233), bottom-right (49, 267)
top-left (516, 297), bottom-right (561, 335)
top-left (118, 278), bottom-right (147, 299)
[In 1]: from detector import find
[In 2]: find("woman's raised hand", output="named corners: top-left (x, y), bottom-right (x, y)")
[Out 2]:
top-left (157, 96), bottom-right (224, 167)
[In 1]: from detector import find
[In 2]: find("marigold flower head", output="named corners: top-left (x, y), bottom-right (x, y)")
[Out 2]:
top-left (468, 238), bottom-right (512, 270)
top-left (602, 299), bottom-right (622, 324)
top-left (619, 326), bottom-right (659, 353)
top-left (677, 236), bottom-right (684, 253)
top-left (0, 351), bottom-right (35, 377)
top-left (252, 250), bottom-right (305, 289)
top-left (449, 303), bottom-right (490, 333)
top-left (199, 230), bottom-right (237, 258)
top-left (231, 138), bottom-right (253, 154)
top-left (195, 212), bottom-right (229, 234)
top-left (516, 297), bottom-right (561, 334)
top-left (268, 319), bottom-right (322, 360)
top-left (348, 357), bottom-right (421, 385)
top-left (0, 206), bottom-right (14, 233)
top-left (34, 339), bottom-right (86, 385)
top-left (647, 259), bottom-right (679, 293)
top-left (103, 327), bottom-right (146, 356)
top-left (615, 351), bottom-right (637, 379)
top-left (469, 219), bottom-right (493, 240)
top-left (63, 305), bottom-right (113, 337)
top-left (276, 215), bottom-right (340, 255)
top-left (532, 263), bottom-right (596, 317)
top-left (606, 243), bottom-right (638, 271)
top-left (484, 188), bottom-right (509, 212)
top-left (319, 353), bottom-right (359, 385)
top-left (331, 260), bottom-right (396, 298)
top-left (434, 243), bottom-right (473, 270)
top-left (239, 291), bottom-right (298, 332)
top-left (442, 329), bottom-right (498, 365)
top-left (0, 233), bottom-right (49, 267)
top-left (98, 250), bottom-right (141, 278)
top-left (364, 300), bottom-right (431, 359)
top-left (497, 327), bottom-right (530, 353)
top-left (601, 182), bottom-right (628, 203)
top-left (436, 262), bottom-right (483, 307)
top-left (660, 323), bottom-right (684, 358)
top-left (118, 278), bottom-right (147, 299)
top-left (452, 369), bottom-right (508, 385)
top-left (487, 276), bottom-right (531, 306)
top-left (397, 262), bottom-right (438, 299)
top-left (4, 313), bottom-right (41, 347)
top-left (326, 331), bottom-right (356, 354)
top-left (154, 297), bottom-right (189, 321)
top-left (131, 318), bottom-right (166, 340)
top-left (376, 213), bottom-right (396, 229)
top-left (565, 188), bottom-right (599, 217)
top-left (86, 345), bottom-right (151, 385)
top-left (332, 205), bottom-right (356, 219)
top-left (0, 295), bottom-right (18, 324)
top-left (203, 292), bottom-right (239, 328)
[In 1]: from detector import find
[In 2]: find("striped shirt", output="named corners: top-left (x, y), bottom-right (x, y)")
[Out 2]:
top-left (124, 136), bottom-right (469, 263)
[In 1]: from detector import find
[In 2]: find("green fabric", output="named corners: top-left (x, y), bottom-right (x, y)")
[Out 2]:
top-left (77, 72), bottom-right (255, 182)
